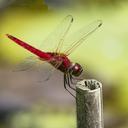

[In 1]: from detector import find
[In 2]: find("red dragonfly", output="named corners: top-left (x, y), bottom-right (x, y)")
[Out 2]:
top-left (6, 15), bottom-right (102, 97)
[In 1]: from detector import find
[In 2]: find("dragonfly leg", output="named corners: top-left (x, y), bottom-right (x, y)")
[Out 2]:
top-left (69, 74), bottom-right (77, 85)
top-left (68, 74), bottom-right (84, 97)
top-left (71, 75), bottom-right (83, 81)
top-left (64, 74), bottom-right (75, 98)
top-left (66, 73), bottom-right (76, 91)
top-left (64, 74), bottom-right (83, 99)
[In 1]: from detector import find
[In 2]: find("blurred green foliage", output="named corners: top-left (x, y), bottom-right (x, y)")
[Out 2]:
top-left (0, 105), bottom-right (75, 128)
top-left (11, 0), bottom-right (48, 11)
top-left (77, 0), bottom-right (121, 5)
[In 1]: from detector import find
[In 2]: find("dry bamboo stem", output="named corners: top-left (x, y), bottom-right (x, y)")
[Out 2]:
top-left (76, 79), bottom-right (104, 128)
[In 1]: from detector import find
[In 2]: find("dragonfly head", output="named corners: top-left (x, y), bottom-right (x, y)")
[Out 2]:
top-left (69, 63), bottom-right (83, 77)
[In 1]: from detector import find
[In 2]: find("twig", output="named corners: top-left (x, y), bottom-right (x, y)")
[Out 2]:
top-left (76, 79), bottom-right (104, 128)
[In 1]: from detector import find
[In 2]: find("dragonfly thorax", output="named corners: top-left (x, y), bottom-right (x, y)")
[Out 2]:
top-left (69, 63), bottom-right (83, 76)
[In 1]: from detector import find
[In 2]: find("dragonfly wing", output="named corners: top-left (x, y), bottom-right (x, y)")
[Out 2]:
top-left (62, 20), bottom-right (102, 55)
top-left (13, 56), bottom-right (41, 71)
top-left (36, 59), bottom-right (63, 82)
top-left (39, 15), bottom-right (73, 53)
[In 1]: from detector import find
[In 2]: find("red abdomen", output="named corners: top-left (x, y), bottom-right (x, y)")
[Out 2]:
top-left (6, 34), bottom-right (51, 61)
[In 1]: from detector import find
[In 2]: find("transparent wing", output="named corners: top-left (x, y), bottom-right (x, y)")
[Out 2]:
top-left (13, 56), bottom-right (43, 71)
top-left (37, 59), bottom-right (63, 82)
top-left (13, 55), bottom-right (63, 82)
top-left (62, 20), bottom-right (102, 55)
top-left (39, 15), bottom-right (73, 53)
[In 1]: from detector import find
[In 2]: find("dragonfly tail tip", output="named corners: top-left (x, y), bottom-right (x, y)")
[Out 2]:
top-left (6, 34), bottom-right (13, 39)
top-left (6, 34), bottom-right (10, 37)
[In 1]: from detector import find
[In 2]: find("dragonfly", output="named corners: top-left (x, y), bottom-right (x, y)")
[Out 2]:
top-left (6, 15), bottom-right (102, 97)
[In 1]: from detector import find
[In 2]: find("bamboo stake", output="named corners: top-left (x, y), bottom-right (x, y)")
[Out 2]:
top-left (76, 79), bottom-right (104, 128)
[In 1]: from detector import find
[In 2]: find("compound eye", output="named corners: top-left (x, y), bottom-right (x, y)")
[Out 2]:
top-left (74, 65), bottom-right (79, 71)
top-left (71, 63), bottom-right (83, 76)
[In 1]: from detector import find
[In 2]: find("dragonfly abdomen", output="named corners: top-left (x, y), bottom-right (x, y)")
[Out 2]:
top-left (6, 34), bottom-right (51, 61)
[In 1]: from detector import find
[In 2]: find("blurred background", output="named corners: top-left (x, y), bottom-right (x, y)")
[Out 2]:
top-left (0, 0), bottom-right (128, 128)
